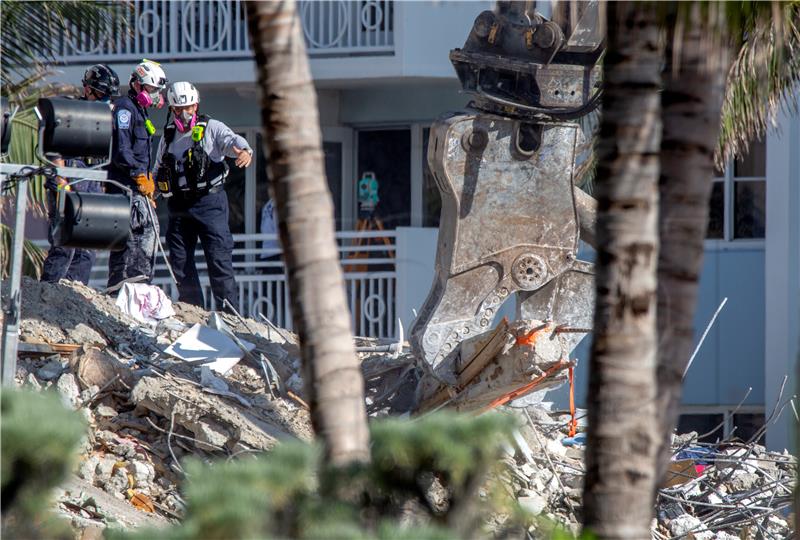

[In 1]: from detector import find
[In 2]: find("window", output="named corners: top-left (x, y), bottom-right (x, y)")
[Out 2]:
top-left (678, 409), bottom-right (765, 444)
top-left (707, 139), bottom-right (766, 240)
top-left (253, 133), bottom-right (347, 233)
top-left (677, 413), bottom-right (724, 443)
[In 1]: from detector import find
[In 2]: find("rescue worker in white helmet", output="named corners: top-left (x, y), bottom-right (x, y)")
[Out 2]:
top-left (107, 59), bottom-right (167, 291)
top-left (154, 81), bottom-right (252, 311)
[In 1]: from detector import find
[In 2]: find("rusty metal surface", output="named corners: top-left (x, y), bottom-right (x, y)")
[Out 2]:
top-left (410, 112), bottom-right (592, 368)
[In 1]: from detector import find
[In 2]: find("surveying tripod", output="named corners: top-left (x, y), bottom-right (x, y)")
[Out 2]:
top-left (343, 210), bottom-right (395, 272)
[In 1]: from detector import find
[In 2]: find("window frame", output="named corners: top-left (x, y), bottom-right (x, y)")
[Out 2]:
top-left (678, 405), bottom-right (766, 442)
top-left (705, 145), bottom-right (767, 251)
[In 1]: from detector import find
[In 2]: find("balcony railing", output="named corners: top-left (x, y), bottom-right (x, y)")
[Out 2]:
top-left (35, 230), bottom-right (398, 339)
top-left (54, 0), bottom-right (394, 63)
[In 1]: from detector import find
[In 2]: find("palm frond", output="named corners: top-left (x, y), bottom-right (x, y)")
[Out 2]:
top-left (0, 223), bottom-right (46, 280)
top-left (1, 108), bottom-right (49, 215)
top-left (0, 1), bottom-right (129, 101)
top-left (718, 1), bottom-right (800, 165)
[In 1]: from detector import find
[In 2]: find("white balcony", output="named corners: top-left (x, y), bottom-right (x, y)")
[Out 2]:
top-left (53, 0), bottom-right (395, 64)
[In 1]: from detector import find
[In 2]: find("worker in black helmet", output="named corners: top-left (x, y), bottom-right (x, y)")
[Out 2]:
top-left (41, 63), bottom-right (119, 285)
top-left (81, 63), bottom-right (120, 102)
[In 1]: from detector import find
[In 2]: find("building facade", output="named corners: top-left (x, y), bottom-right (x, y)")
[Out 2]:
top-left (41, 0), bottom-right (799, 451)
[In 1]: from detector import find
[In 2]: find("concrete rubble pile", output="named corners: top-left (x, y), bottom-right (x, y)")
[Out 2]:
top-left (505, 404), bottom-right (797, 539)
top-left (10, 277), bottom-right (313, 534)
top-left (6, 278), bottom-right (796, 539)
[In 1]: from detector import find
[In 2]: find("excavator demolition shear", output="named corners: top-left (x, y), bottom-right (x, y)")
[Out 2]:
top-left (410, 1), bottom-right (604, 408)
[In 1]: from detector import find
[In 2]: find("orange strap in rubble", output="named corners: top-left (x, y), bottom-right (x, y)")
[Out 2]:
top-left (568, 366), bottom-right (577, 437)
top-left (482, 360), bottom-right (569, 412)
top-left (515, 325), bottom-right (546, 346)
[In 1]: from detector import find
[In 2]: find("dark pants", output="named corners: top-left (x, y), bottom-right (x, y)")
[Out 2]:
top-left (166, 189), bottom-right (237, 312)
top-left (41, 190), bottom-right (95, 285)
top-left (107, 194), bottom-right (159, 289)
top-left (41, 246), bottom-right (95, 284)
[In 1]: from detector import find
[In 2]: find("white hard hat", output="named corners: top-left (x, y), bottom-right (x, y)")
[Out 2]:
top-left (131, 60), bottom-right (167, 89)
top-left (167, 81), bottom-right (200, 107)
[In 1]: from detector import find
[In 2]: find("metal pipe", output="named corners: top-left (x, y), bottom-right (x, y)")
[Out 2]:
top-left (1, 176), bottom-right (28, 385)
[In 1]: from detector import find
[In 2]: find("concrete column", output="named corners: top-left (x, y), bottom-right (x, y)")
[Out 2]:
top-left (764, 100), bottom-right (800, 452)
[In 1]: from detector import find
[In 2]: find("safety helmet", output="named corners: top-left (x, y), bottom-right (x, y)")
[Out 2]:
top-left (130, 60), bottom-right (167, 90)
top-left (167, 82), bottom-right (200, 107)
top-left (82, 64), bottom-right (120, 98)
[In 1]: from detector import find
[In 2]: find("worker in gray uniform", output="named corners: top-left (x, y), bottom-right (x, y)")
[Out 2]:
top-left (154, 82), bottom-right (252, 311)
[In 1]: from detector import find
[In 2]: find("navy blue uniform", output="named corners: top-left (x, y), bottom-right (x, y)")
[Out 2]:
top-left (108, 94), bottom-right (152, 186)
top-left (107, 92), bottom-right (159, 290)
top-left (166, 190), bottom-right (237, 309)
top-left (40, 158), bottom-right (102, 284)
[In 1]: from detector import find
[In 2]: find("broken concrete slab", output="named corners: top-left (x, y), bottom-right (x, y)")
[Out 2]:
top-left (130, 375), bottom-right (311, 452)
top-left (57, 476), bottom-right (171, 530)
top-left (57, 373), bottom-right (82, 409)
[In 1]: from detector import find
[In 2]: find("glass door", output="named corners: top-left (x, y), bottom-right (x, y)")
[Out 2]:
top-left (322, 126), bottom-right (354, 231)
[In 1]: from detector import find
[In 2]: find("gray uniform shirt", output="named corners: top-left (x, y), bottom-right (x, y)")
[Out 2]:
top-left (154, 118), bottom-right (251, 190)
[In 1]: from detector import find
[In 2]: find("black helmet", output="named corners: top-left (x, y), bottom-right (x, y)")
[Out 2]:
top-left (82, 64), bottom-right (120, 98)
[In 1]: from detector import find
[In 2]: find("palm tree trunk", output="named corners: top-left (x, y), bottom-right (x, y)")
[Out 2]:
top-left (582, 3), bottom-right (662, 538)
top-left (245, 0), bottom-right (370, 466)
top-left (655, 9), bottom-right (730, 482)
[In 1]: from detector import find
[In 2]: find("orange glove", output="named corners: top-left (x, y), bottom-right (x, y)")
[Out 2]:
top-left (133, 173), bottom-right (155, 198)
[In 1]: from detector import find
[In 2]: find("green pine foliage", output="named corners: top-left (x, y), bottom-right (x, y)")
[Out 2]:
top-left (2, 390), bottom-right (533, 539)
top-left (1, 388), bottom-right (87, 539)
top-left (114, 412), bottom-right (520, 540)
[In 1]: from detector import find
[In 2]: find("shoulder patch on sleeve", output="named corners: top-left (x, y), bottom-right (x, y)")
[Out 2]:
top-left (117, 109), bottom-right (131, 129)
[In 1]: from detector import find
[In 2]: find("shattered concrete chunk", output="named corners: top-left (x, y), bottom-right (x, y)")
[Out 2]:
top-left (518, 494), bottom-right (546, 516)
top-left (127, 460), bottom-right (156, 487)
top-left (95, 405), bottom-right (118, 418)
top-left (25, 373), bottom-right (42, 391)
top-left (37, 357), bottom-right (65, 381)
top-left (80, 385), bottom-right (100, 403)
top-left (727, 471), bottom-right (759, 492)
top-left (669, 514), bottom-right (706, 536)
top-left (67, 323), bottom-right (107, 347)
top-left (191, 418), bottom-right (231, 452)
top-left (78, 455), bottom-right (100, 482)
top-left (95, 456), bottom-right (117, 486)
top-left (107, 467), bottom-right (130, 493)
top-left (56, 373), bottom-right (82, 409)
top-left (560, 473), bottom-right (582, 490)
